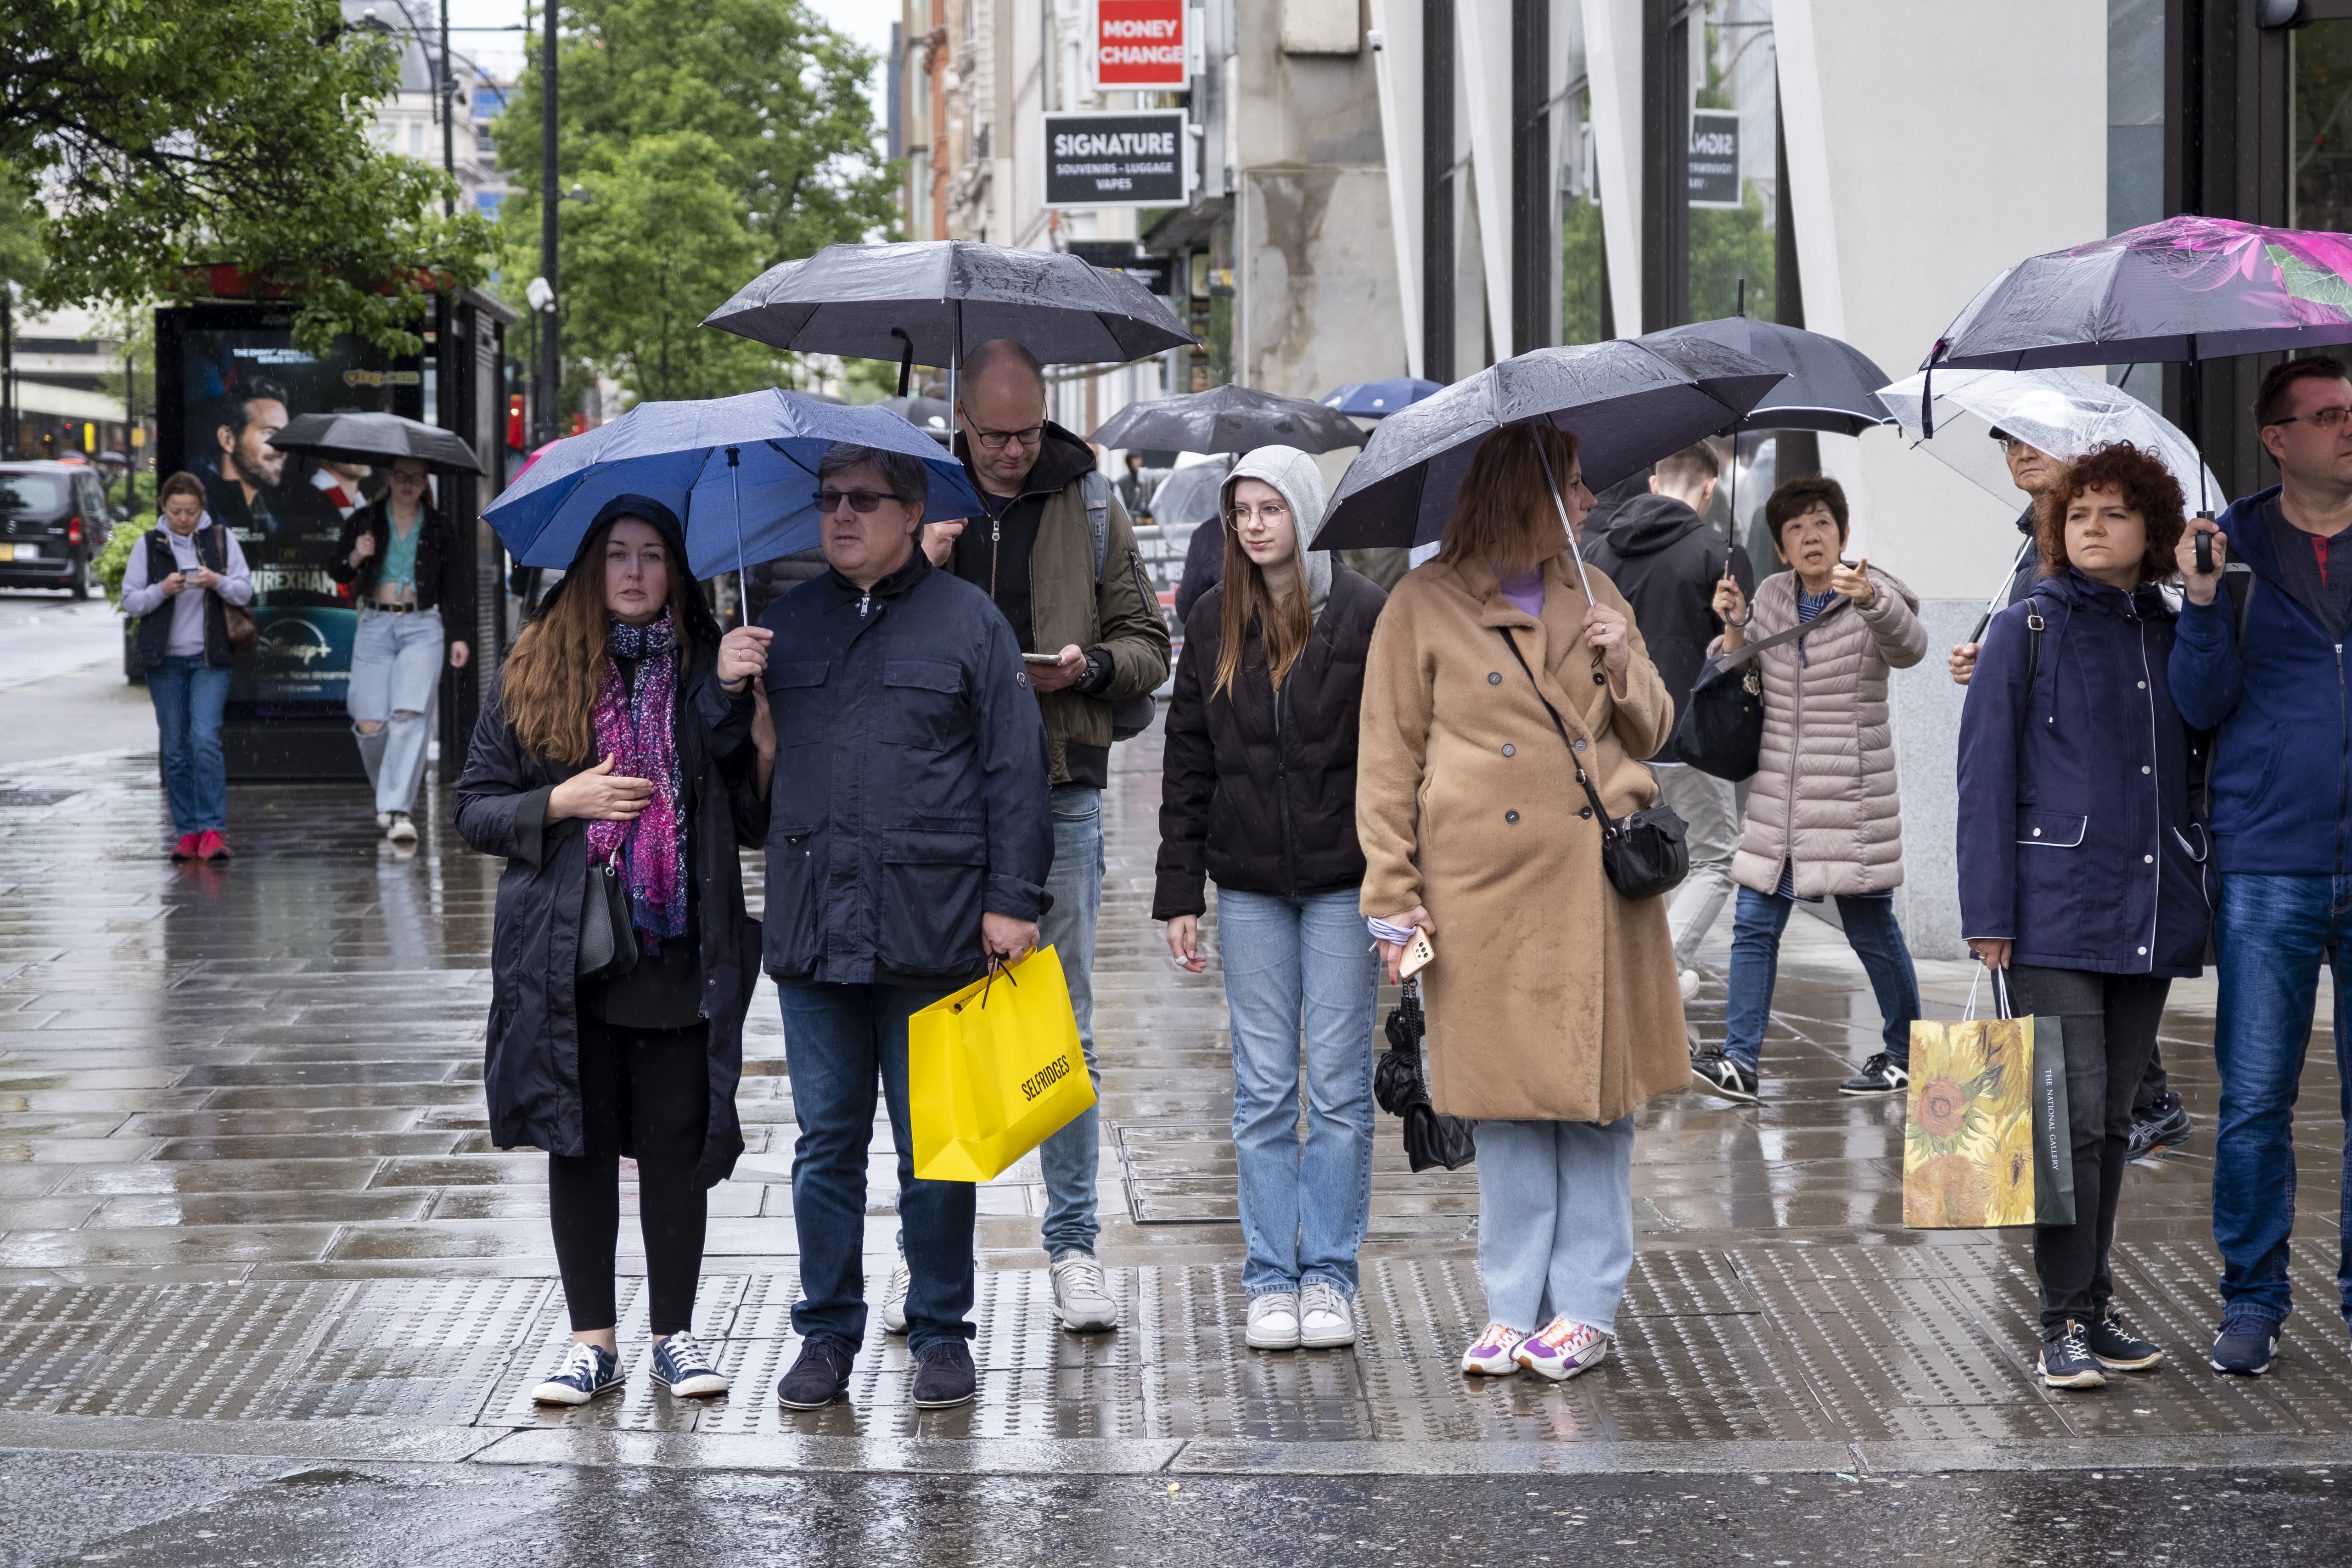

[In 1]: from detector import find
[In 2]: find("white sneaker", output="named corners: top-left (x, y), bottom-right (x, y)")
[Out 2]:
top-left (1459, 1321), bottom-right (1527, 1375)
top-left (386, 811), bottom-right (418, 845)
top-left (1298, 1280), bottom-right (1356, 1349)
top-left (1678, 967), bottom-right (1701, 1001)
top-left (375, 811), bottom-right (393, 830)
top-left (1246, 1292), bottom-right (1301, 1350)
top-left (1049, 1252), bottom-right (1119, 1332)
top-left (881, 1256), bottom-right (911, 1335)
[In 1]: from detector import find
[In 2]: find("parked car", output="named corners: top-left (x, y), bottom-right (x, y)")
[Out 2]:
top-left (0, 461), bottom-right (112, 599)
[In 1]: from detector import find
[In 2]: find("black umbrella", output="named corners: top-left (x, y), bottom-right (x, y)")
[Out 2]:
top-left (1089, 383), bottom-right (1364, 455)
top-left (702, 242), bottom-right (1193, 397)
top-left (1310, 335), bottom-right (1785, 552)
top-left (268, 412), bottom-right (484, 475)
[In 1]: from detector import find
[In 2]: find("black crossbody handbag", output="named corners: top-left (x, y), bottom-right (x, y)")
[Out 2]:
top-left (1669, 599), bottom-right (1849, 781)
top-left (576, 859), bottom-right (640, 981)
top-left (1499, 628), bottom-right (1688, 901)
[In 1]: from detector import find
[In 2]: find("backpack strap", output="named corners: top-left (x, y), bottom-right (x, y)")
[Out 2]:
top-left (1081, 469), bottom-right (1111, 582)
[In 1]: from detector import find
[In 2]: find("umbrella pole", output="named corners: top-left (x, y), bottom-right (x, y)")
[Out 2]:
top-left (1530, 426), bottom-right (1597, 606)
top-left (727, 444), bottom-right (747, 627)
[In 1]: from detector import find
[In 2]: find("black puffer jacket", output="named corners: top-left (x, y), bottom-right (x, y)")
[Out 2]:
top-left (1581, 492), bottom-right (1755, 764)
top-left (454, 496), bottom-right (768, 1188)
top-left (1153, 562), bottom-right (1387, 919)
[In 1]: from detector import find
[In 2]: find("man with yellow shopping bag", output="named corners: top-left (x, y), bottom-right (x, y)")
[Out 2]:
top-left (702, 441), bottom-right (1052, 1414)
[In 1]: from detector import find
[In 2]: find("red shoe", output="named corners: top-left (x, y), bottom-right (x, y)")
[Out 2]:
top-left (170, 832), bottom-right (199, 861)
top-left (196, 830), bottom-right (230, 861)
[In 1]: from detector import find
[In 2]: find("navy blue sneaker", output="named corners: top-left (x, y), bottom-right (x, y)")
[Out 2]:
top-left (2209, 1316), bottom-right (2280, 1377)
top-left (776, 1337), bottom-right (855, 1411)
top-left (910, 1340), bottom-right (978, 1409)
top-left (532, 1341), bottom-right (622, 1405)
top-left (650, 1330), bottom-right (729, 1398)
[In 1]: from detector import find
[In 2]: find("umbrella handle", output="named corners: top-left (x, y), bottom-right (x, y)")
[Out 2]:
top-left (1529, 424), bottom-right (1597, 607)
top-left (892, 328), bottom-right (914, 398)
top-left (727, 444), bottom-right (748, 626)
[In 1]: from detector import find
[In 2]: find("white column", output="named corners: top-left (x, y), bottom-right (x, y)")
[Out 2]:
top-left (1368, 0), bottom-right (1424, 378)
top-left (1580, 0), bottom-right (1642, 336)
top-left (1457, 0), bottom-right (1514, 361)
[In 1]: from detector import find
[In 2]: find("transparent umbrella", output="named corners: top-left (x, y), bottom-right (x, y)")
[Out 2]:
top-left (1875, 367), bottom-right (2224, 512)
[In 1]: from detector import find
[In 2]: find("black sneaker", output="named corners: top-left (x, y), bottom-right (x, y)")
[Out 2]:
top-left (1838, 1053), bottom-right (1909, 1096)
top-left (1689, 1049), bottom-right (1760, 1105)
top-left (2209, 1315), bottom-right (2280, 1377)
top-left (2127, 1093), bottom-right (2193, 1161)
top-left (775, 1336), bottom-right (854, 1410)
top-left (2038, 1319), bottom-right (2106, 1389)
top-left (910, 1339), bottom-right (978, 1410)
top-left (2086, 1306), bottom-right (2163, 1371)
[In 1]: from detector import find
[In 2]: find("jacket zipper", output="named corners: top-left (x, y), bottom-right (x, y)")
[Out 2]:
top-left (2337, 643), bottom-right (2347, 883)
top-left (2133, 602), bottom-right (2160, 972)
top-left (1274, 668), bottom-right (1297, 892)
top-left (1783, 596), bottom-right (1803, 889)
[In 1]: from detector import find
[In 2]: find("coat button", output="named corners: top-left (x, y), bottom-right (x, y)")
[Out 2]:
top-left (2142, 765), bottom-right (2150, 774)
top-left (1505, 809), bottom-right (1520, 824)
top-left (1488, 671), bottom-right (1502, 685)
top-left (2032, 828), bottom-right (2042, 837)
top-left (2144, 854), bottom-right (2154, 863)
top-left (2137, 946), bottom-right (2148, 956)
top-left (2138, 680), bottom-right (2147, 689)
top-left (1579, 806), bottom-right (1593, 820)
top-left (1593, 671), bottom-right (1607, 685)
top-left (1502, 743), bottom-right (1516, 757)
top-left (1572, 738), bottom-right (1587, 752)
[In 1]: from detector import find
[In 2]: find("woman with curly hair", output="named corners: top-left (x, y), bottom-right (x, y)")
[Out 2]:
top-left (1956, 442), bottom-right (2211, 1391)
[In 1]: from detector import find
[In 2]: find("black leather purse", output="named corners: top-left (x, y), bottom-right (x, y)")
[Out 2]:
top-left (1500, 629), bottom-right (1689, 902)
top-left (576, 859), bottom-right (640, 981)
top-left (1671, 600), bottom-right (1847, 781)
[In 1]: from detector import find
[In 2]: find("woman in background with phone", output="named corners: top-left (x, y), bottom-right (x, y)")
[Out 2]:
top-left (1153, 445), bottom-right (1387, 1354)
top-left (1355, 423), bottom-right (1686, 1386)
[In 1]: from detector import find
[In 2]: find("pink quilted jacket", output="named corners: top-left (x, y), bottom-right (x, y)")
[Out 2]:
top-left (1718, 567), bottom-right (1928, 898)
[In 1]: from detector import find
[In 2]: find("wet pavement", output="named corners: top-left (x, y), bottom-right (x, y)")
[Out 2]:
top-left (5, 685), bottom-right (2352, 1528)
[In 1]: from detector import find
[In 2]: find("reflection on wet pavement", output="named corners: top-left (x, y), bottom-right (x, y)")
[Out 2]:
top-left (1, 728), bottom-right (2349, 1462)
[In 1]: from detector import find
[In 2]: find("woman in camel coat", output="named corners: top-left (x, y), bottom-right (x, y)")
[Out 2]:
top-left (1358, 423), bottom-right (1688, 1387)
top-left (1689, 475), bottom-right (1929, 1108)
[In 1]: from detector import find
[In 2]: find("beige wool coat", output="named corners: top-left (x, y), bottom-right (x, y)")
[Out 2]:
top-left (1718, 567), bottom-right (1929, 899)
top-left (1357, 552), bottom-right (1691, 1124)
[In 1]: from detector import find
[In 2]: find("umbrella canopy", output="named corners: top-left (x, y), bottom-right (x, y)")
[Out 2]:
top-left (1928, 216), bottom-right (2352, 371)
top-left (1319, 377), bottom-right (1443, 417)
top-left (1875, 367), bottom-right (2225, 512)
top-left (1643, 316), bottom-right (1894, 437)
top-left (482, 389), bottom-right (985, 578)
top-left (702, 241), bottom-right (1193, 369)
top-left (1090, 383), bottom-right (1365, 455)
top-left (1311, 336), bottom-right (1785, 551)
top-left (268, 412), bottom-right (483, 475)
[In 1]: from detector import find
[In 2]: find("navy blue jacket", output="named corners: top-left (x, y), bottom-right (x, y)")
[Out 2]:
top-left (2170, 484), bottom-right (2352, 877)
top-left (704, 550), bottom-right (1053, 988)
top-left (1957, 569), bottom-right (2212, 977)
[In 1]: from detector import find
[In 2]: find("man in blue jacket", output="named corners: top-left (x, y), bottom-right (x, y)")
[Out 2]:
top-left (704, 441), bottom-right (1053, 1414)
top-left (2172, 355), bottom-right (2352, 1377)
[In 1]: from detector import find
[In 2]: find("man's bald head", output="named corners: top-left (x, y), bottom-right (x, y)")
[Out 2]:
top-left (958, 338), bottom-right (1052, 496)
top-left (963, 338), bottom-right (1045, 394)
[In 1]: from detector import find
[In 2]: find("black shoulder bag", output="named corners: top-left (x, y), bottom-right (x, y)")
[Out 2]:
top-left (576, 858), bottom-right (640, 981)
top-left (1669, 598), bottom-right (1847, 781)
top-left (1499, 628), bottom-right (1688, 901)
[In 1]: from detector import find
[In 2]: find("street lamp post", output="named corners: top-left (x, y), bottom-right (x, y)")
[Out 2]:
top-left (538, 0), bottom-right (560, 446)
top-left (440, 0), bottom-right (456, 216)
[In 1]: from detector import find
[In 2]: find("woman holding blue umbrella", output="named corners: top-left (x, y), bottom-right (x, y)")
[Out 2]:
top-left (456, 495), bottom-right (772, 1408)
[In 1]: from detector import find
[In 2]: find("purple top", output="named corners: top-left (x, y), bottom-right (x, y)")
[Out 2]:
top-left (1497, 567), bottom-right (1544, 620)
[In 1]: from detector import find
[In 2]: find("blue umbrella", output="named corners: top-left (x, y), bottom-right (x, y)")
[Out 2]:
top-left (483, 388), bottom-right (985, 578)
top-left (1319, 377), bottom-right (1443, 417)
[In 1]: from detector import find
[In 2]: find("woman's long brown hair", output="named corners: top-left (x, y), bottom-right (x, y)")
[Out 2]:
top-left (1212, 496), bottom-right (1314, 699)
top-left (1434, 422), bottom-right (1582, 578)
top-left (499, 518), bottom-right (697, 762)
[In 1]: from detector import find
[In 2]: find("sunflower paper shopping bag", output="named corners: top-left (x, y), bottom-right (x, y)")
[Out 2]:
top-left (1903, 971), bottom-right (2041, 1229)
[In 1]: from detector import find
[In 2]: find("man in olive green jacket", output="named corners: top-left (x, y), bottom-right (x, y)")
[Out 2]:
top-left (923, 337), bottom-right (1172, 1334)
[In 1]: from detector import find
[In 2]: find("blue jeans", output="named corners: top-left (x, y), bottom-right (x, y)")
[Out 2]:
top-left (1216, 887), bottom-right (1379, 1297)
top-left (1723, 886), bottom-right (1920, 1070)
top-left (348, 606), bottom-right (444, 814)
top-left (146, 654), bottom-right (230, 834)
top-left (779, 981), bottom-right (974, 1354)
top-left (1473, 1117), bottom-right (1636, 1334)
top-left (2209, 873), bottom-right (2352, 1326)
top-left (1036, 785), bottom-right (1104, 1259)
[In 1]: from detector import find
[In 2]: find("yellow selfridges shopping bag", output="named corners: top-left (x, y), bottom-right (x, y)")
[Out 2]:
top-left (1902, 969), bottom-right (2038, 1229)
top-left (909, 944), bottom-right (1095, 1183)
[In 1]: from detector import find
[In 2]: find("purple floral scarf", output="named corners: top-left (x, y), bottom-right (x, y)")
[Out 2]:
top-left (584, 612), bottom-right (686, 950)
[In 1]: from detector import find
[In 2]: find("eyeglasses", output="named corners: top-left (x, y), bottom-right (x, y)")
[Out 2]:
top-left (970, 423), bottom-right (1044, 451)
top-left (1225, 500), bottom-right (1291, 526)
top-left (812, 489), bottom-right (905, 514)
top-left (2266, 405), bottom-right (2352, 432)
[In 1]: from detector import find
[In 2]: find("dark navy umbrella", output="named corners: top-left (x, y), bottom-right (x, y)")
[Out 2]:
top-left (482, 389), bottom-right (984, 579)
top-left (1319, 377), bottom-right (1443, 417)
top-left (1089, 383), bottom-right (1364, 455)
top-left (1311, 335), bottom-right (1784, 552)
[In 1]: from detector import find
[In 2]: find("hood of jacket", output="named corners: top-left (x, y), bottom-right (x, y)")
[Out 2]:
top-left (532, 493), bottom-right (723, 647)
top-left (1219, 443), bottom-right (1333, 620)
top-left (1599, 491), bottom-right (1711, 557)
top-left (2026, 565), bottom-right (2175, 624)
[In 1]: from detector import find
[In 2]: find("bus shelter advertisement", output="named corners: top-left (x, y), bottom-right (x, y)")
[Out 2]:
top-left (162, 311), bottom-right (422, 720)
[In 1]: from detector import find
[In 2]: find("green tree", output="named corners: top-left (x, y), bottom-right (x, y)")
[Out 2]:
top-left (496, 0), bottom-right (901, 403)
top-left (0, 0), bottom-right (489, 355)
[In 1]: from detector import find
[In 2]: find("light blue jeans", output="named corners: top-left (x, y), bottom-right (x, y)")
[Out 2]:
top-left (1037, 785), bottom-right (1105, 1259)
top-left (1473, 1116), bottom-right (1636, 1335)
top-left (348, 606), bottom-right (444, 814)
top-left (146, 654), bottom-right (231, 834)
top-left (1216, 886), bottom-right (1379, 1298)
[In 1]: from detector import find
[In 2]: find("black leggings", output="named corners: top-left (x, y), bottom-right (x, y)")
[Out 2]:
top-left (548, 1017), bottom-right (711, 1335)
top-left (2005, 965), bottom-right (2171, 1332)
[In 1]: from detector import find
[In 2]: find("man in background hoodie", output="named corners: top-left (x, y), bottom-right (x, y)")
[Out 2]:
top-left (1583, 442), bottom-right (1755, 999)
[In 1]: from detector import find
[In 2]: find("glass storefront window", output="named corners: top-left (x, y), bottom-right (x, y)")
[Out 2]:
top-left (1690, 0), bottom-right (1776, 322)
top-left (2295, 21), bottom-right (2352, 233)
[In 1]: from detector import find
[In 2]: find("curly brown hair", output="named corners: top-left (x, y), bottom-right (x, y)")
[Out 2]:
top-left (2034, 442), bottom-right (2185, 587)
